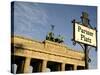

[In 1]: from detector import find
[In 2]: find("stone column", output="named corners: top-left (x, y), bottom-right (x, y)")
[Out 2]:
top-left (58, 64), bottom-right (61, 71)
top-left (61, 63), bottom-right (65, 71)
top-left (42, 60), bottom-right (47, 72)
top-left (38, 62), bottom-right (42, 72)
top-left (29, 66), bottom-right (33, 73)
top-left (74, 65), bottom-right (77, 70)
top-left (23, 57), bottom-right (31, 73)
top-left (12, 64), bottom-right (17, 74)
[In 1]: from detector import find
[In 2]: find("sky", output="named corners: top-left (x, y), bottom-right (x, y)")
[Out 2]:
top-left (12, 1), bottom-right (97, 69)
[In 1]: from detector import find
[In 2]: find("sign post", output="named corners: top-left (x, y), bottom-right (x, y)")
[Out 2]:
top-left (72, 12), bottom-right (97, 69)
top-left (84, 44), bottom-right (88, 69)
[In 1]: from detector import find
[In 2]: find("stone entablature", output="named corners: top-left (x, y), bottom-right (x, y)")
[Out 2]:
top-left (12, 36), bottom-right (84, 61)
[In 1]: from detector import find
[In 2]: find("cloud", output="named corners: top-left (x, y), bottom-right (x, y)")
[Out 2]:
top-left (14, 2), bottom-right (48, 35)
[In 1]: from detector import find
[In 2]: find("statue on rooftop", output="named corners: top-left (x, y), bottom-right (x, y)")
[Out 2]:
top-left (46, 25), bottom-right (64, 43)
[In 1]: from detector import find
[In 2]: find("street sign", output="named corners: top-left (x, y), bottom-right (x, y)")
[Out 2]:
top-left (74, 23), bottom-right (97, 47)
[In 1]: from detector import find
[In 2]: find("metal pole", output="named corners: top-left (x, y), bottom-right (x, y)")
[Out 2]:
top-left (84, 44), bottom-right (89, 69)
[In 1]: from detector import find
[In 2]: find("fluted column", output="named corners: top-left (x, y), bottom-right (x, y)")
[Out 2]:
top-left (74, 65), bottom-right (77, 70)
top-left (23, 57), bottom-right (31, 73)
top-left (42, 60), bottom-right (47, 72)
top-left (61, 63), bottom-right (65, 71)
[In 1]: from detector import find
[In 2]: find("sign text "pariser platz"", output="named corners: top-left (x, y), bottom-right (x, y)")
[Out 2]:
top-left (74, 23), bottom-right (96, 47)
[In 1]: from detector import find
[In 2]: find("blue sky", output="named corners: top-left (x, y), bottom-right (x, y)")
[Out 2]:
top-left (12, 1), bottom-right (97, 69)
